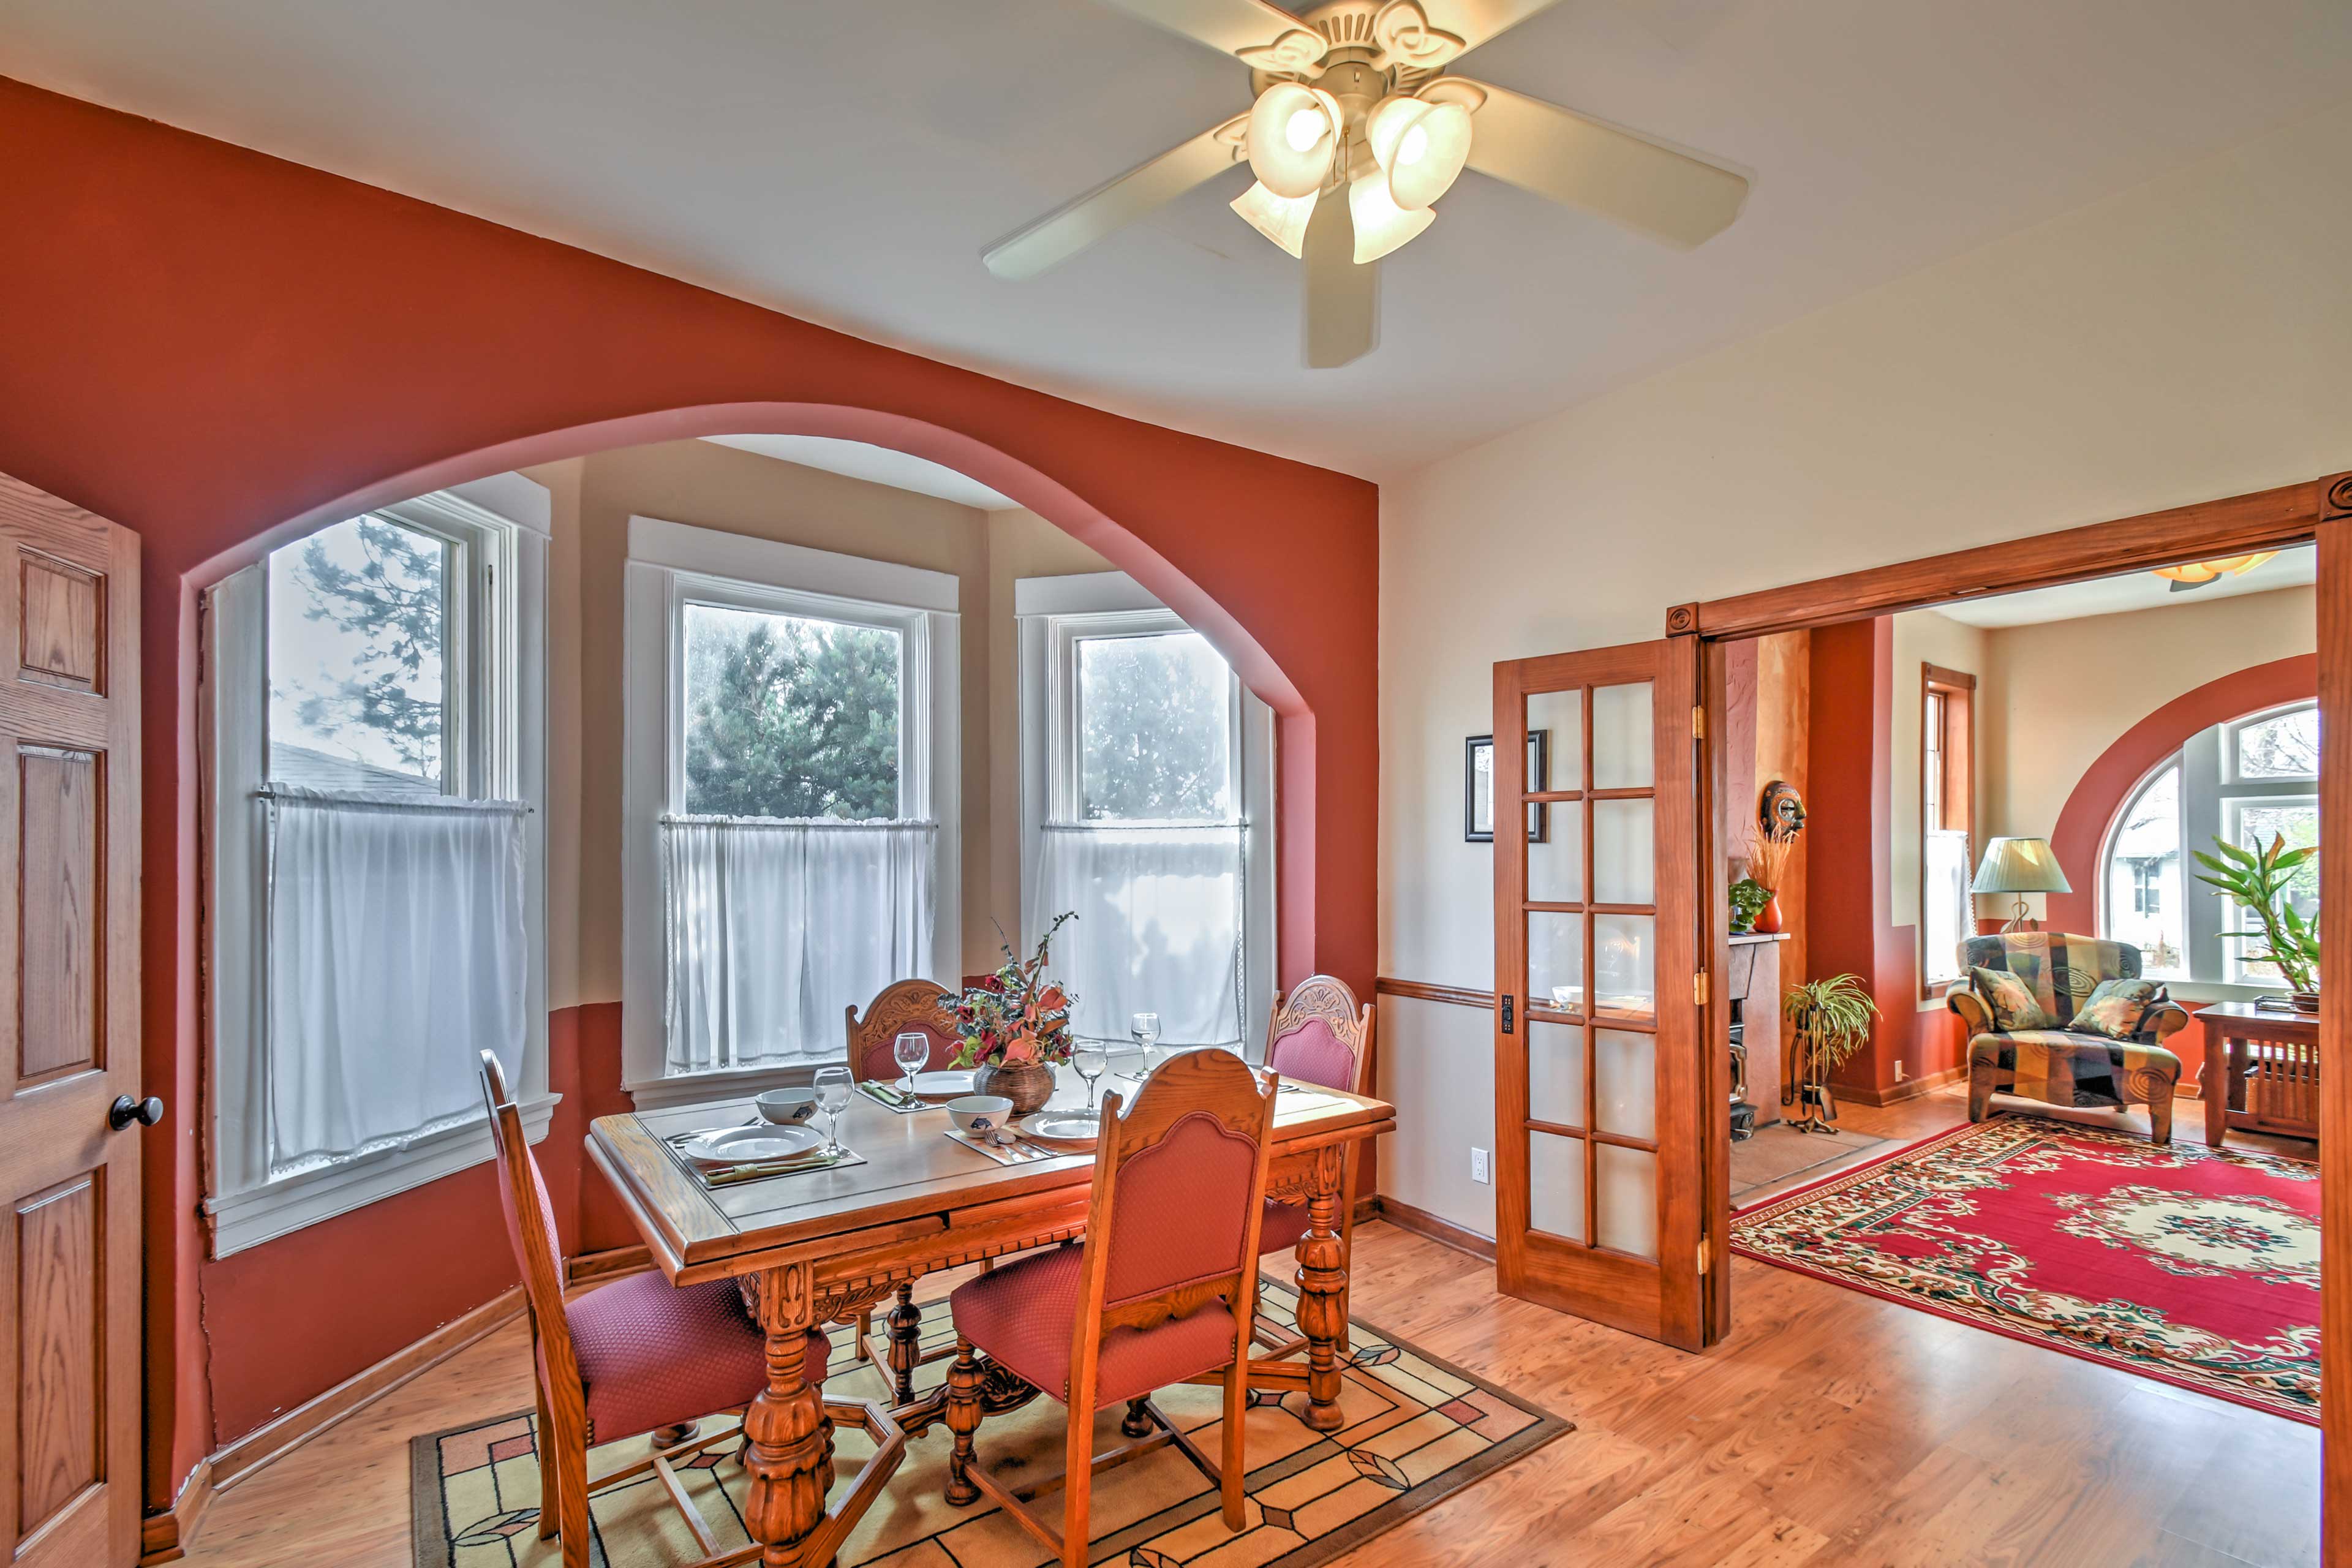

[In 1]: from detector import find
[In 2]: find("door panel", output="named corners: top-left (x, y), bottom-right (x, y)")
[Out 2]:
top-left (1494, 639), bottom-right (1708, 1348)
top-left (0, 473), bottom-right (141, 1568)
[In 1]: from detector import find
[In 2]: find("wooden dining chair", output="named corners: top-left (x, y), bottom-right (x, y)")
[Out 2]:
top-left (942, 1048), bottom-right (1280, 1568)
top-left (1253, 976), bottom-right (1374, 1356)
top-left (478, 1052), bottom-right (904, 1568)
top-left (843, 978), bottom-right (964, 1392)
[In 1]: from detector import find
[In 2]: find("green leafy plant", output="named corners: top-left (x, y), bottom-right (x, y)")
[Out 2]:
top-left (2193, 833), bottom-right (2320, 995)
top-left (1728, 876), bottom-right (1770, 934)
top-left (1784, 974), bottom-right (1879, 1070)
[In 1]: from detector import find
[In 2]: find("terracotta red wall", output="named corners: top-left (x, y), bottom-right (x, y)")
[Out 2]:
top-left (0, 77), bottom-right (1378, 1506)
top-left (1804, 618), bottom-right (1965, 1099)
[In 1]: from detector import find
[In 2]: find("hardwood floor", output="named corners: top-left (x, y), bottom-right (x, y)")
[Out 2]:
top-left (179, 1088), bottom-right (2320, 1568)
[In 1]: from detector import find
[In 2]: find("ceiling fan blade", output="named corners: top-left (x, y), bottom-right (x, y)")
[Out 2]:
top-left (1094, 0), bottom-right (1330, 66)
top-left (1434, 78), bottom-right (1749, 249)
top-left (982, 117), bottom-right (1247, 281)
top-left (1302, 190), bottom-right (1376, 369)
top-left (1423, 0), bottom-right (1573, 55)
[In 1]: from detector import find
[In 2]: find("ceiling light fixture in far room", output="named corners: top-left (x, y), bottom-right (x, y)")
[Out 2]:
top-left (2154, 552), bottom-right (2280, 592)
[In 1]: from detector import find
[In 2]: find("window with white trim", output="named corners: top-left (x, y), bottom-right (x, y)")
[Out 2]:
top-left (2100, 698), bottom-right (2318, 989)
top-left (202, 480), bottom-right (551, 1257)
top-left (621, 518), bottom-right (959, 1107)
top-left (1017, 573), bottom-right (1275, 1054)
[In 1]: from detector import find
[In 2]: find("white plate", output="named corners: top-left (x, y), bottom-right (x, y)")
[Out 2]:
top-left (910, 1070), bottom-right (976, 1099)
top-left (1019, 1112), bottom-right (1102, 1148)
top-left (675, 1124), bottom-right (824, 1167)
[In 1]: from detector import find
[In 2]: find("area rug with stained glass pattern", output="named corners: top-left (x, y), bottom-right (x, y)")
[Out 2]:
top-left (1731, 1113), bottom-right (2319, 1422)
top-left (410, 1279), bottom-right (1569, 1567)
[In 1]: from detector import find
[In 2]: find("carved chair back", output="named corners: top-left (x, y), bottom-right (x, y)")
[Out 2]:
top-left (1265, 974), bottom-right (1374, 1095)
top-left (479, 1051), bottom-right (586, 1416)
top-left (845, 978), bottom-right (960, 1082)
top-left (1066, 1048), bottom-right (1278, 1411)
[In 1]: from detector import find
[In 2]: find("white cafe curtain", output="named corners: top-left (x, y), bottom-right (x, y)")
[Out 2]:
top-left (265, 787), bottom-right (529, 1172)
top-left (662, 816), bottom-right (935, 1074)
top-left (1031, 824), bottom-right (1243, 1049)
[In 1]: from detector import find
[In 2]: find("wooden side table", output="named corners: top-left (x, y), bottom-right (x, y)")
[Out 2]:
top-left (2198, 1000), bottom-right (2320, 1148)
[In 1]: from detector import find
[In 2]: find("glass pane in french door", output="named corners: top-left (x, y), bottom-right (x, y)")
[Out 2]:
top-left (1528, 1130), bottom-right (1586, 1242)
top-left (1528, 1020), bottom-right (1586, 1126)
top-left (1526, 688), bottom-right (1582, 791)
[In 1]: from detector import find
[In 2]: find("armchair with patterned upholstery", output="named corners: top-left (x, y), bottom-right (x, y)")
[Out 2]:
top-left (1945, 932), bottom-right (2192, 1144)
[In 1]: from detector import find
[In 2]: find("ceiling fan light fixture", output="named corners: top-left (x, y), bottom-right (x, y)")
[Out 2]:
top-left (1246, 82), bottom-right (1343, 200)
top-left (1231, 180), bottom-right (1317, 258)
top-left (2154, 551), bottom-right (2279, 591)
top-left (1366, 95), bottom-right (1472, 211)
top-left (1348, 172), bottom-right (1435, 263)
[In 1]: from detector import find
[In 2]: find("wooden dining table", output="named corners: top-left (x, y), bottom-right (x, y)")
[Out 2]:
top-left (587, 1059), bottom-right (1396, 1568)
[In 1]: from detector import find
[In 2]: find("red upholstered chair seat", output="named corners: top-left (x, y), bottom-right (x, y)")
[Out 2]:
top-left (1268, 1017), bottom-right (1357, 1093)
top-left (568, 1272), bottom-right (830, 1441)
top-left (1257, 1196), bottom-right (1312, 1256)
top-left (949, 1245), bottom-right (1238, 1411)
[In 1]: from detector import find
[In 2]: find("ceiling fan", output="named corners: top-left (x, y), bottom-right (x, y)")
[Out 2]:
top-left (981, 0), bottom-right (1752, 368)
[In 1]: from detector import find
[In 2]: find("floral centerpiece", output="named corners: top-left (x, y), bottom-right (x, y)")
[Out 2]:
top-left (950, 911), bottom-right (1077, 1113)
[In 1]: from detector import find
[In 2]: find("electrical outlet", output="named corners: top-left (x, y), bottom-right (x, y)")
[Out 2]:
top-left (1894, 1062), bottom-right (1909, 1082)
top-left (1471, 1148), bottom-right (1491, 1185)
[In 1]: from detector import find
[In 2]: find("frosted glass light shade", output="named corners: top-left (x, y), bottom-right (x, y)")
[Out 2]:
top-left (1348, 173), bottom-right (1435, 262)
top-left (1245, 83), bottom-right (1342, 200)
top-left (1366, 95), bottom-right (1472, 211)
top-left (1230, 181), bottom-right (1317, 258)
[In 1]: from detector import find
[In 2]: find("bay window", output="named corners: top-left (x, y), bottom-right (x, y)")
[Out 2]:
top-left (2100, 698), bottom-right (2317, 988)
top-left (622, 518), bottom-right (959, 1106)
top-left (203, 477), bottom-right (550, 1256)
top-left (1018, 573), bottom-right (1274, 1053)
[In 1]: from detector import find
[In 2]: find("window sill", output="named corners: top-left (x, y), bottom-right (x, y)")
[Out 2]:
top-left (625, 1063), bottom-right (832, 1111)
top-left (201, 1091), bottom-right (559, 1259)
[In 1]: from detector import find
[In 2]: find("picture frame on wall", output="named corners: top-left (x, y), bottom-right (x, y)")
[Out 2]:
top-left (1466, 731), bottom-right (1549, 843)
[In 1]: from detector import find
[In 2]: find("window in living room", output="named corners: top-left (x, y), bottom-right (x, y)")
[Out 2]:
top-left (2101, 698), bottom-right (2317, 986)
top-left (1920, 666), bottom-right (1975, 990)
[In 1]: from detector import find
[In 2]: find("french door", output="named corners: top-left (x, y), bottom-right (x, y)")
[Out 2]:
top-left (1492, 638), bottom-right (1713, 1349)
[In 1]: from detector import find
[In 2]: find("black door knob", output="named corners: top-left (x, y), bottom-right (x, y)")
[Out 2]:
top-left (108, 1094), bottom-right (165, 1131)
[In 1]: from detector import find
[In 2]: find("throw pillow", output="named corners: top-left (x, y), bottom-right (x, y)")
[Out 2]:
top-left (2068, 977), bottom-right (2167, 1041)
top-left (1971, 967), bottom-right (2057, 1032)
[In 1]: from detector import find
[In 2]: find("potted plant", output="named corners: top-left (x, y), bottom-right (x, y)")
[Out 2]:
top-left (950, 911), bottom-right (1079, 1112)
top-left (2193, 832), bottom-right (2320, 1011)
top-left (1782, 973), bottom-right (1879, 1133)
top-left (1728, 877), bottom-right (1770, 935)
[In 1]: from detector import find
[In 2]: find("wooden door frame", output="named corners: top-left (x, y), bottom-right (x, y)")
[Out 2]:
top-left (1666, 467), bottom-right (2352, 1548)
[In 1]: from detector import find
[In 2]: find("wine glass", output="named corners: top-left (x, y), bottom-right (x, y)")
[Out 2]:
top-left (1131, 1012), bottom-right (1161, 1076)
top-left (1073, 1039), bottom-right (1110, 1114)
top-left (892, 1031), bottom-right (929, 1098)
top-left (813, 1066), bottom-right (853, 1156)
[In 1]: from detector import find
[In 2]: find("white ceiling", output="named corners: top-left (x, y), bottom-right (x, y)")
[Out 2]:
top-left (6, 2), bottom-right (2350, 478)
top-left (701, 434), bottom-right (1017, 510)
top-left (1931, 546), bottom-right (2318, 629)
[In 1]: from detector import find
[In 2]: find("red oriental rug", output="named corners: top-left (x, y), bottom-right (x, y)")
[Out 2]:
top-left (1730, 1114), bottom-right (2318, 1422)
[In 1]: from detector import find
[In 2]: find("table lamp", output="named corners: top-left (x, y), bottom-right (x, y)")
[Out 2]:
top-left (1970, 837), bottom-right (2071, 932)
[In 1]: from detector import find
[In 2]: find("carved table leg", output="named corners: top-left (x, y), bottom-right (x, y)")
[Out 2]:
top-left (1293, 1149), bottom-right (1349, 1434)
top-left (886, 1281), bottom-right (922, 1406)
top-left (742, 1263), bottom-right (834, 1567)
top-left (944, 1335), bottom-right (984, 1506)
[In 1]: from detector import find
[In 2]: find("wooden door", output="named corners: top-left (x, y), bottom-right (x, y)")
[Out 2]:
top-left (1493, 639), bottom-right (1711, 1348)
top-left (0, 473), bottom-right (142, 1568)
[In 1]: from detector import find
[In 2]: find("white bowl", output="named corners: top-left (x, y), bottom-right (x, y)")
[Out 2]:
top-left (946, 1095), bottom-right (1013, 1135)
top-left (756, 1088), bottom-right (820, 1125)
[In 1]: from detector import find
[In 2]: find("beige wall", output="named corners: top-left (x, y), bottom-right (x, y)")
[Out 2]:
top-left (1981, 585), bottom-right (2317, 850)
top-left (1374, 107), bottom-right (2352, 1235)
top-left (525, 440), bottom-right (1109, 1005)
